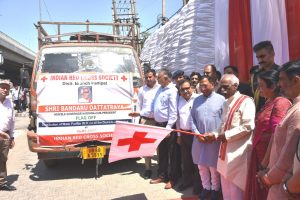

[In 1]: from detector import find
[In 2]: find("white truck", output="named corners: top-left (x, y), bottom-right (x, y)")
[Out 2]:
top-left (25, 21), bottom-right (143, 172)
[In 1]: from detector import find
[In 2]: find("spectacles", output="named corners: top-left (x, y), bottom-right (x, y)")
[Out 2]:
top-left (219, 85), bottom-right (232, 90)
top-left (180, 87), bottom-right (190, 92)
top-left (0, 85), bottom-right (9, 90)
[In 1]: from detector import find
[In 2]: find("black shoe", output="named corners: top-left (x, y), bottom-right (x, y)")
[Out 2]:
top-left (150, 177), bottom-right (165, 184)
top-left (193, 184), bottom-right (203, 195)
top-left (143, 170), bottom-right (152, 179)
top-left (0, 184), bottom-right (16, 191)
top-left (178, 183), bottom-right (192, 191)
top-left (211, 190), bottom-right (220, 200)
top-left (164, 180), bottom-right (177, 189)
top-left (199, 189), bottom-right (211, 200)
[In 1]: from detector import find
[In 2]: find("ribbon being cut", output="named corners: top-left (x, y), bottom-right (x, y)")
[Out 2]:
top-left (108, 121), bottom-right (203, 163)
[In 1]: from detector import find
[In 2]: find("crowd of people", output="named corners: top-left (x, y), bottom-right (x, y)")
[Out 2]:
top-left (132, 40), bottom-right (300, 200)
top-left (1, 40), bottom-right (300, 199)
top-left (10, 83), bottom-right (27, 113)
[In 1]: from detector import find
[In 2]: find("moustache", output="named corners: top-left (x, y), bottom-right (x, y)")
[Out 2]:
top-left (259, 61), bottom-right (265, 65)
top-left (221, 91), bottom-right (228, 94)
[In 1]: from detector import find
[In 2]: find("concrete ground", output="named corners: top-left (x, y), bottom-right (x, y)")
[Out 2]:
top-left (2, 112), bottom-right (199, 200)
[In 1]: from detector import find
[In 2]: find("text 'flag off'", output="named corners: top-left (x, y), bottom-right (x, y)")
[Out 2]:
top-left (108, 121), bottom-right (172, 163)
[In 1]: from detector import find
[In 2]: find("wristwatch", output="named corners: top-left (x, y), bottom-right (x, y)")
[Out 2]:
top-left (283, 181), bottom-right (292, 195)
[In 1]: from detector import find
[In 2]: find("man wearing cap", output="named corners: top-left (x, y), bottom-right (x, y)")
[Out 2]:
top-left (0, 79), bottom-right (16, 191)
top-left (172, 70), bottom-right (185, 87)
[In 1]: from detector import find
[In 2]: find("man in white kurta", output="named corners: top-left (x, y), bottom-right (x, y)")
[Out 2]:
top-left (214, 74), bottom-right (255, 200)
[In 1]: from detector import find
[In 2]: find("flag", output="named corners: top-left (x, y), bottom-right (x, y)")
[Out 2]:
top-left (108, 121), bottom-right (172, 163)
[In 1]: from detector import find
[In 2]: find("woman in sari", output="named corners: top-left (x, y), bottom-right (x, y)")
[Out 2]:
top-left (245, 69), bottom-right (291, 200)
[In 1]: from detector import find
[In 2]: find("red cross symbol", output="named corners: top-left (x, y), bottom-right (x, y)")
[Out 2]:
top-left (121, 75), bottom-right (127, 82)
top-left (117, 131), bottom-right (156, 152)
top-left (41, 76), bottom-right (48, 82)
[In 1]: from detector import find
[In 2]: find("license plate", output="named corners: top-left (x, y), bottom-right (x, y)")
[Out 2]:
top-left (81, 146), bottom-right (106, 159)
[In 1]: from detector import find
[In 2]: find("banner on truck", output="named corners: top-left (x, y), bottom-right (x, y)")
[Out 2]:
top-left (36, 73), bottom-right (134, 147)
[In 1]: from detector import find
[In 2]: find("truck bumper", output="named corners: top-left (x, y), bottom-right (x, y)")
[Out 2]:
top-left (27, 131), bottom-right (109, 160)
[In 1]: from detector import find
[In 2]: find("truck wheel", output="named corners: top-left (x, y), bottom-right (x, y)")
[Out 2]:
top-left (43, 159), bottom-right (57, 168)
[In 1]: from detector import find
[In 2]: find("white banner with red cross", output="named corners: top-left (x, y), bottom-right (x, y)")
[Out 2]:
top-left (108, 121), bottom-right (173, 163)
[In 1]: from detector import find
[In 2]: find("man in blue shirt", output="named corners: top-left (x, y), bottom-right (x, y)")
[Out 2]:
top-left (191, 76), bottom-right (225, 199)
top-left (150, 68), bottom-right (180, 189)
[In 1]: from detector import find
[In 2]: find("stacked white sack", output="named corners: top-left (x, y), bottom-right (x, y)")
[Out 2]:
top-left (140, 0), bottom-right (217, 75)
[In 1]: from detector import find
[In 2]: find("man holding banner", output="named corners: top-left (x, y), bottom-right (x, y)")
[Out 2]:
top-left (214, 74), bottom-right (255, 200)
top-left (129, 68), bottom-right (160, 179)
top-left (176, 79), bottom-right (201, 193)
top-left (150, 68), bottom-right (180, 190)
top-left (191, 76), bottom-right (225, 199)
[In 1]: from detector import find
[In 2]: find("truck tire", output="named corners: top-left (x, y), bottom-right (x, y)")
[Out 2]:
top-left (43, 159), bottom-right (57, 168)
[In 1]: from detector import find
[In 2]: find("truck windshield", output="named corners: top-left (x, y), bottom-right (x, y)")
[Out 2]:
top-left (37, 46), bottom-right (139, 73)
top-left (35, 46), bottom-right (142, 87)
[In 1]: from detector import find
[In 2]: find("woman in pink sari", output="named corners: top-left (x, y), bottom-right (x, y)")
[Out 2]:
top-left (245, 69), bottom-right (291, 200)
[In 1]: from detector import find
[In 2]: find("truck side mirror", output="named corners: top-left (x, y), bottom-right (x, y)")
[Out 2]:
top-left (20, 68), bottom-right (30, 88)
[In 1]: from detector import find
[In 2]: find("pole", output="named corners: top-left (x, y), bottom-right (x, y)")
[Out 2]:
top-left (39, 0), bottom-right (42, 21)
top-left (131, 0), bottom-right (140, 54)
top-left (183, 0), bottom-right (189, 6)
top-left (162, 0), bottom-right (166, 25)
top-left (112, 0), bottom-right (120, 35)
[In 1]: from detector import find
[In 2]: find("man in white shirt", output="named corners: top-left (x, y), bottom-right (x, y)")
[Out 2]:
top-left (129, 69), bottom-right (160, 179)
top-left (0, 79), bottom-right (16, 191)
top-left (176, 79), bottom-right (201, 193)
top-left (150, 68), bottom-right (179, 189)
